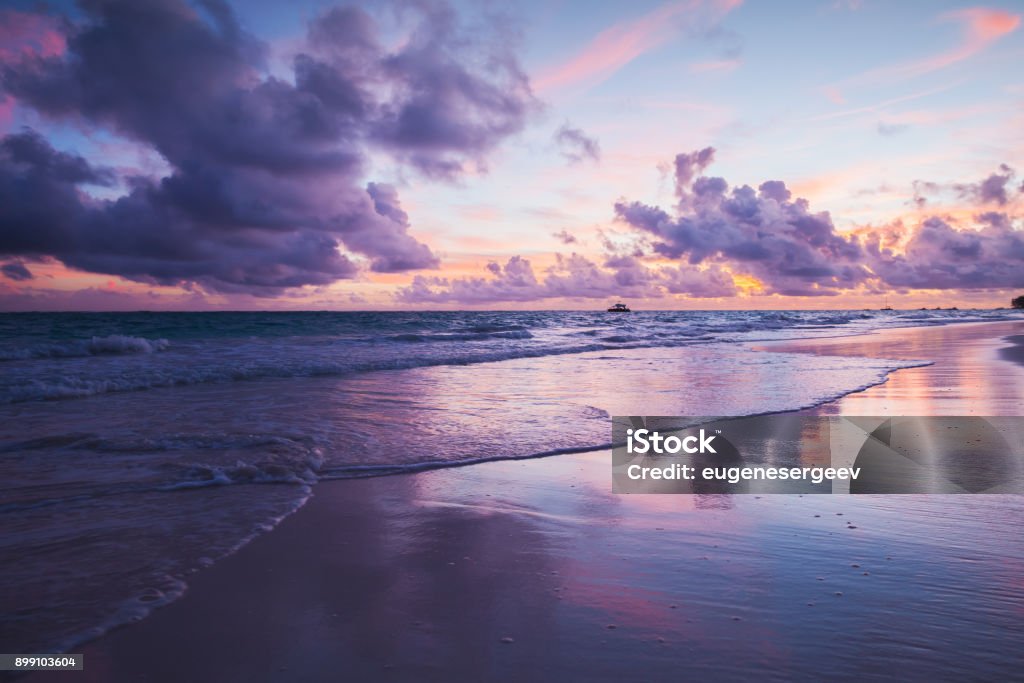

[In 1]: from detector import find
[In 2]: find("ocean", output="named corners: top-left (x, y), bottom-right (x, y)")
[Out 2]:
top-left (1, 308), bottom-right (1021, 654)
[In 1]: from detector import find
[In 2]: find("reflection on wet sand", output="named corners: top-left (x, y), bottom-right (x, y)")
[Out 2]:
top-left (762, 321), bottom-right (1024, 416)
top-left (48, 447), bottom-right (1024, 683)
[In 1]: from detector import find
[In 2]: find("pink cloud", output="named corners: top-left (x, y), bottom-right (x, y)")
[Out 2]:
top-left (806, 82), bottom-right (958, 123)
top-left (0, 10), bottom-right (66, 63)
top-left (824, 8), bottom-right (1019, 100)
top-left (0, 97), bottom-right (14, 133)
top-left (533, 0), bottom-right (742, 93)
top-left (821, 85), bottom-right (846, 105)
top-left (0, 9), bottom-right (66, 132)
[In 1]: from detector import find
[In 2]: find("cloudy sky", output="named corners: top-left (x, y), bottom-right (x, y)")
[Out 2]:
top-left (0, 0), bottom-right (1021, 310)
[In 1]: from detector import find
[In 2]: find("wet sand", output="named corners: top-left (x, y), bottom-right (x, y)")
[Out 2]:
top-left (27, 321), bottom-right (1024, 682)
top-left (762, 320), bottom-right (1024, 416)
top-left (999, 334), bottom-right (1024, 368)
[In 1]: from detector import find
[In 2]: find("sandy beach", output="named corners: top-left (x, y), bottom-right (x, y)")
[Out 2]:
top-left (763, 320), bottom-right (1024, 415)
top-left (24, 320), bottom-right (1024, 682)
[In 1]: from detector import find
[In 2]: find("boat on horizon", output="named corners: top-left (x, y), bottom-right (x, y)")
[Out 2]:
top-left (607, 303), bottom-right (631, 312)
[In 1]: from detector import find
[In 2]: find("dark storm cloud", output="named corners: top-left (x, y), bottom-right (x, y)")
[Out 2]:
top-left (0, 0), bottom-right (534, 293)
top-left (368, 2), bottom-right (536, 178)
top-left (1, 260), bottom-right (33, 281)
top-left (0, 129), bottom-right (114, 254)
top-left (554, 124), bottom-right (600, 164)
top-left (0, 130), bottom-right (115, 187)
top-left (357, 183), bottom-right (440, 273)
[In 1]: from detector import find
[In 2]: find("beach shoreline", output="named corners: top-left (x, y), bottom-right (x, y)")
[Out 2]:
top-left (758, 319), bottom-right (1024, 415)
top-left (25, 319), bottom-right (1024, 682)
top-left (999, 334), bottom-right (1024, 368)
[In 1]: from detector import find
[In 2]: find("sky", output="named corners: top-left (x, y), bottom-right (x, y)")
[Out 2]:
top-left (0, 0), bottom-right (1021, 310)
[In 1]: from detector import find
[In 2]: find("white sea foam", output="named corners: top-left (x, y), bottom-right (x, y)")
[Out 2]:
top-left (0, 334), bottom-right (169, 361)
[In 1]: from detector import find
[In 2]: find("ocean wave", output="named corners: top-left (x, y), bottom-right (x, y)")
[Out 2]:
top-left (317, 442), bottom-right (617, 480)
top-left (1, 355), bottom-right (935, 523)
top-left (0, 334), bottom-right (169, 361)
top-left (44, 575), bottom-right (189, 657)
top-left (162, 456), bottom-right (322, 489)
top-left (0, 340), bottom-right (669, 403)
top-left (464, 324), bottom-right (531, 334)
top-left (87, 335), bottom-right (169, 355)
top-left (71, 433), bottom-right (318, 454)
top-left (4, 355), bottom-right (933, 496)
top-left (316, 360), bottom-right (936, 480)
top-left (37, 484), bottom-right (311, 656)
top-left (389, 329), bottom-right (533, 343)
top-left (0, 444), bottom-right (323, 514)
top-left (3, 309), bottom-right (1020, 404)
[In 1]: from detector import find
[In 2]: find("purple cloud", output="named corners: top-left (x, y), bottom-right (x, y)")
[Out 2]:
top-left (615, 147), bottom-right (1024, 295)
top-left (673, 147), bottom-right (716, 199)
top-left (1, 260), bottom-right (32, 281)
top-left (913, 165), bottom-right (1019, 208)
top-left (399, 146), bottom-right (1023, 304)
top-left (396, 252), bottom-right (735, 304)
top-left (876, 121), bottom-right (909, 136)
top-left (0, 0), bottom-right (534, 293)
top-left (951, 164), bottom-right (1016, 206)
top-left (866, 213), bottom-right (1024, 289)
top-left (660, 263), bottom-right (737, 297)
top-left (552, 229), bottom-right (578, 244)
top-left (554, 124), bottom-right (600, 164)
top-left (615, 148), bottom-right (869, 296)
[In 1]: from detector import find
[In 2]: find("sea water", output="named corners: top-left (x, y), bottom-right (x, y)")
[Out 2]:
top-left (0, 309), bottom-right (1020, 653)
